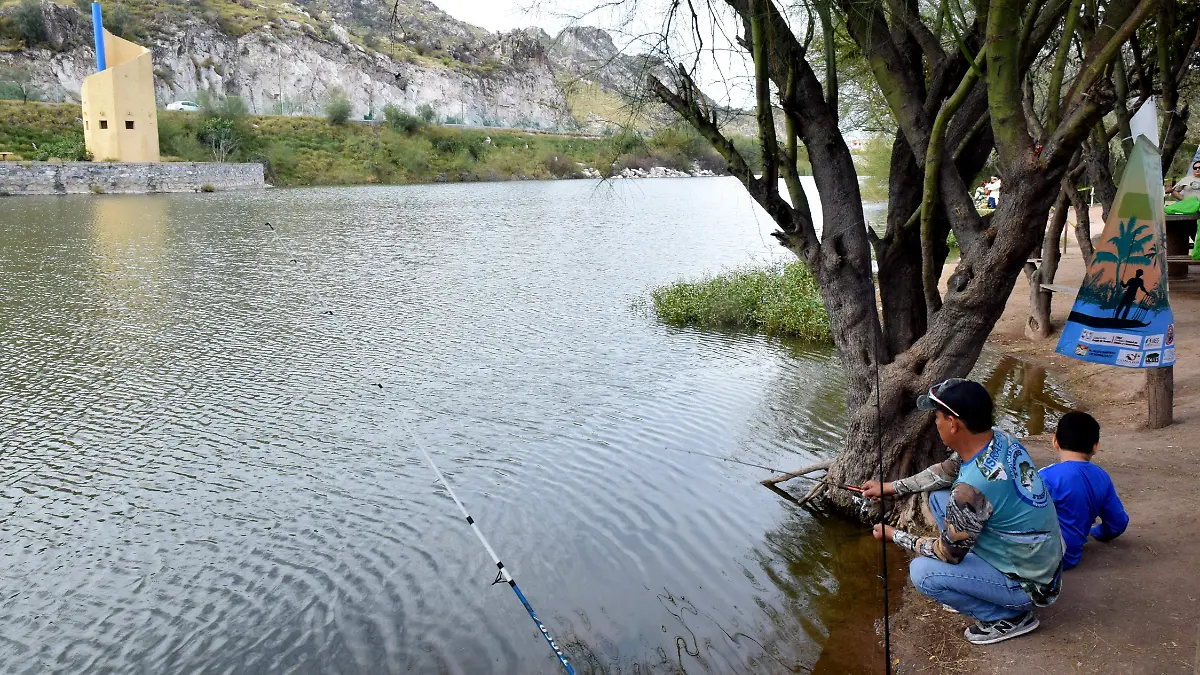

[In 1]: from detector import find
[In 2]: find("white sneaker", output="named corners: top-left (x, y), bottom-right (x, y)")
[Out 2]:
top-left (964, 611), bottom-right (1039, 645)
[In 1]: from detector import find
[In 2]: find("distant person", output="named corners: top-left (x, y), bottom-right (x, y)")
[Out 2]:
top-left (1169, 161), bottom-right (1200, 201)
top-left (1039, 412), bottom-right (1128, 569)
top-left (863, 379), bottom-right (1062, 645)
top-left (974, 181), bottom-right (987, 206)
top-left (986, 176), bottom-right (1002, 208)
top-left (1116, 269), bottom-right (1146, 320)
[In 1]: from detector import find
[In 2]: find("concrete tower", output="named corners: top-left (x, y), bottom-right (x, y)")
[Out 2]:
top-left (81, 2), bottom-right (160, 162)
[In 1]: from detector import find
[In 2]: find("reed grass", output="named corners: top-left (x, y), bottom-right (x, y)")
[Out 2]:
top-left (650, 261), bottom-right (831, 342)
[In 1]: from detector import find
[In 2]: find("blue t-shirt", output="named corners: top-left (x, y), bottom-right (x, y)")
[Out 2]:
top-left (1039, 461), bottom-right (1129, 568)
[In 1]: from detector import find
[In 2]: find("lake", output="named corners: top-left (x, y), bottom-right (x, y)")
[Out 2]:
top-left (0, 177), bottom-right (1068, 674)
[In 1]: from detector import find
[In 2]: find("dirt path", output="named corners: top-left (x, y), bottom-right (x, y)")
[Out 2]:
top-left (891, 209), bottom-right (1200, 674)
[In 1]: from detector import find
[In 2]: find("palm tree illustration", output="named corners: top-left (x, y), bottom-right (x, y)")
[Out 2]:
top-left (1092, 217), bottom-right (1155, 308)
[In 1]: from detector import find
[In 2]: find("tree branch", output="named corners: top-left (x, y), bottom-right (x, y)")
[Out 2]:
top-left (920, 48), bottom-right (985, 319)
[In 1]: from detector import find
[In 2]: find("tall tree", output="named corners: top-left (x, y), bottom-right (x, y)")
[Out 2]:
top-left (1024, 1), bottom-right (1199, 339)
top-left (645, 0), bottom-right (1154, 523)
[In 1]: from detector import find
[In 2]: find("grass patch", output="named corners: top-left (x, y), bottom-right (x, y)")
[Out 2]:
top-left (0, 101), bottom-right (732, 186)
top-left (650, 261), bottom-right (831, 341)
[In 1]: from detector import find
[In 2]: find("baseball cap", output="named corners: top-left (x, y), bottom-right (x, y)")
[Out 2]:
top-left (916, 378), bottom-right (993, 431)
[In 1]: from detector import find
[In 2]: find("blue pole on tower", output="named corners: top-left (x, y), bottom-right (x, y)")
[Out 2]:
top-left (92, 2), bottom-right (106, 72)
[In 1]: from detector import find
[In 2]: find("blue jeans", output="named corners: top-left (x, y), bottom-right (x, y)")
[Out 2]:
top-left (908, 489), bottom-right (1034, 622)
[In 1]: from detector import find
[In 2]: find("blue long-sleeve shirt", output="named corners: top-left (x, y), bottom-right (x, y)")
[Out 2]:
top-left (1039, 460), bottom-right (1129, 569)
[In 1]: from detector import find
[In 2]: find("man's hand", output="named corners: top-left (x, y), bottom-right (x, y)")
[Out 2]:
top-left (860, 479), bottom-right (895, 502)
top-left (872, 524), bottom-right (896, 541)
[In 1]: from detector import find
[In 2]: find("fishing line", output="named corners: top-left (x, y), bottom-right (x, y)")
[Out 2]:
top-left (263, 221), bottom-right (576, 675)
top-left (682, 448), bottom-right (864, 493)
top-left (874, 284), bottom-right (893, 675)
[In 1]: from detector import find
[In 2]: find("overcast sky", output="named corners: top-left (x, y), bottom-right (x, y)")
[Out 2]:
top-left (430, 0), bottom-right (571, 34)
top-left (426, 0), bottom-right (762, 110)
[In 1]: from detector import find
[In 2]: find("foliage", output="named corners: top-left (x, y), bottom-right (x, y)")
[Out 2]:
top-left (14, 0), bottom-right (46, 45)
top-left (854, 135), bottom-right (892, 202)
top-left (197, 91), bottom-right (248, 122)
top-left (383, 104), bottom-right (424, 133)
top-left (0, 64), bottom-right (38, 102)
top-left (324, 88), bottom-right (353, 125)
top-left (650, 261), bottom-right (831, 341)
top-left (105, 4), bottom-right (137, 39)
top-left (33, 135), bottom-right (91, 161)
top-left (1, 102), bottom-right (733, 186)
top-left (416, 103), bottom-right (436, 123)
top-left (199, 118), bottom-right (241, 162)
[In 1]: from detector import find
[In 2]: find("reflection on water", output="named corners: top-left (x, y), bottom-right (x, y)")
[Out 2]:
top-left (974, 351), bottom-right (1075, 436)
top-left (0, 181), bottom-right (1072, 675)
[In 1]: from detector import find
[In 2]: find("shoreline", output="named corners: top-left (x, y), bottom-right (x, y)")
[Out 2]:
top-left (889, 205), bottom-right (1200, 673)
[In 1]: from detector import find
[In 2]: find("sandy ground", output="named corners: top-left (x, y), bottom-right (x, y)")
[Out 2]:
top-left (890, 208), bottom-right (1200, 674)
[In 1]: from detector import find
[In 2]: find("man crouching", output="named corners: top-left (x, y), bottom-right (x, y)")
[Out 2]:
top-left (861, 378), bottom-right (1064, 645)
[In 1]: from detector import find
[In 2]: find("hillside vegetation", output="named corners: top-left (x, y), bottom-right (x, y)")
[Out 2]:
top-left (0, 100), bottom-right (733, 186)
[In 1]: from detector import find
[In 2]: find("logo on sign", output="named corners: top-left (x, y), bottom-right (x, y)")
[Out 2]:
top-left (1164, 347), bottom-right (1176, 364)
top-left (1143, 351), bottom-right (1161, 366)
top-left (1167, 324), bottom-right (1175, 346)
top-left (1074, 344), bottom-right (1089, 356)
top-left (1144, 334), bottom-right (1164, 350)
top-left (1112, 333), bottom-right (1142, 348)
top-left (1117, 350), bottom-right (1143, 367)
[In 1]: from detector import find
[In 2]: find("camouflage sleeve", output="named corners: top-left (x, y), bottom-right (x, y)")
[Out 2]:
top-left (891, 453), bottom-right (961, 495)
top-left (890, 482), bottom-right (993, 564)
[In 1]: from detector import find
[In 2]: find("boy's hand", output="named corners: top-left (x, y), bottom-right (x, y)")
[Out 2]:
top-left (872, 524), bottom-right (896, 541)
top-left (860, 479), bottom-right (894, 502)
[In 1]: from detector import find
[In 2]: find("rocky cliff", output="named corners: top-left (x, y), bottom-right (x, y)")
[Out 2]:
top-left (0, 0), bottom-right (659, 132)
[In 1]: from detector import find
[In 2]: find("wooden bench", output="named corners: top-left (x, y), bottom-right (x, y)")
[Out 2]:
top-left (1040, 283), bottom-right (1078, 297)
top-left (0, 152), bottom-right (12, 161)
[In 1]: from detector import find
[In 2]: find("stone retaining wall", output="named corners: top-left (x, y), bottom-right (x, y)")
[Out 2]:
top-left (0, 161), bottom-right (265, 195)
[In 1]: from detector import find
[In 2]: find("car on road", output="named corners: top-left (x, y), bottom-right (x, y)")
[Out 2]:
top-left (165, 101), bottom-right (200, 112)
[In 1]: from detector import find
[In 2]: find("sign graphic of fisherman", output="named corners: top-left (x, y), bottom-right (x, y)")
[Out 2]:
top-left (1056, 101), bottom-right (1175, 369)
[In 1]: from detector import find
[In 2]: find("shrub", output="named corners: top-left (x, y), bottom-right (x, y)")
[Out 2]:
top-left (15, 0), bottom-right (46, 45)
top-left (417, 103), bottom-right (436, 123)
top-left (201, 184), bottom-right (215, 192)
top-left (33, 135), bottom-right (91, 161)
top-left (610, 129), bottom-right (647, 155)
top-left (383, 104), bottom-right (424, 133)
top-left (543, 154), bottom-right (576, 178)
top-left (105, 4), bottom-right (136, 38)
top-left (650, 261), bottom-right (831, 341)
top-left (324, 87), bottom-right (352, 125)
top-left (198, 91), bottom-right (248, 123)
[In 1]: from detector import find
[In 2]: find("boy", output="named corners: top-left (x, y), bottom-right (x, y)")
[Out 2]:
top-left (1039, 411), bottom-right (1129, 569)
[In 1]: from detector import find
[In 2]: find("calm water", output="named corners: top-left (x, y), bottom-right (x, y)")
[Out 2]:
top-left (0, 178), bottom-right (1067, 675)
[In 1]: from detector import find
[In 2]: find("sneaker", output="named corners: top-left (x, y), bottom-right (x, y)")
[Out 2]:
top-left (964, 611), bottom-right (1039, 645)
top-left (941, 604), bottom-right (959, 614)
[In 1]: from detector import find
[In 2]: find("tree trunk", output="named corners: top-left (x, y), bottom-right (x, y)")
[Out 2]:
top-left (1161, 102), bottom-right (1190, 176)
top-left (821, 176), bottom-right (1059, 527)
top-left (1068, 182), bottom-right (1096, 262)
top-left (1085, 134), bottom-right (1118, 222)
top-left (1147, 366), bottom-right (1173, 429)
top-left (1025, 189), bottom-right (1071, 338)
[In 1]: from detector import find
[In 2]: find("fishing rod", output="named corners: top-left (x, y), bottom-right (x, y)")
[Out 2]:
top-left (264, 222), bottom-right (576, 675)
top-left (682, 449), bottom-right (865, 493)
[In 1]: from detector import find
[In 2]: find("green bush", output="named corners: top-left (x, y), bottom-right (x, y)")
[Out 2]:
top-left (33, 135), bottom-right (91, 161)
top-left (105, 4), bottom-right (136, 38)
top-left (198, 91), bottom-right (248, 123)
top-left (650, 261), bottom-right (831, 341)
top-left (383, 104), bottom-right (424, 133)
top-left (15, 0), bottom-right (46, 45)
top-left (417, 103), bottom-right (436, 123)
top-left (325, 88), bottom-right (353, 125)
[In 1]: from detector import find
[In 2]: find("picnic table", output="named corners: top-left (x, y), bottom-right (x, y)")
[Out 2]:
top-left (1165, 213), bottom-right (1200, 279)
